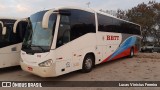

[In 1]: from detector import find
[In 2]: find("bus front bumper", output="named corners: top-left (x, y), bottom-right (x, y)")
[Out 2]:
top-left (20, 61), bottom-right (56, 77)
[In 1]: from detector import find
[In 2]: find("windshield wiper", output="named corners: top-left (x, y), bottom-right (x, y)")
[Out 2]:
top-left (31, 45), bottom-right (46, 52)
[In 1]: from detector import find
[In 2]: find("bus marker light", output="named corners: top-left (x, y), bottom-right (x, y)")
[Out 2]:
top-left (57, 57), bottom-right (63, 60)
top-left (78, 55), bottom-right (82, 57)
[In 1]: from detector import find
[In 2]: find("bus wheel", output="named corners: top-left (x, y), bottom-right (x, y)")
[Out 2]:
top-left (129, 48), bottom-right (134, 58)
top-left (81, 54), bottom-right (94, 73)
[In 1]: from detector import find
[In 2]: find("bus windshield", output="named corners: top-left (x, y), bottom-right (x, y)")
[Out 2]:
top-left (22, 11), bottom-right (57, 53)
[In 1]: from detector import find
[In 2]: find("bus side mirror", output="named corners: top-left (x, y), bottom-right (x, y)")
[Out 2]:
top-left (0, 21), bottom-right (4, 28)
top-left (13, 18), bottom-right (28, 33)
top-left (42, 9), bottom-right (55, 29)
top-left (13, 20), bottom-right (19, 33)
top-left (42, 9), bottom-right (71, 29)
top-left (2, 27), bottom-right (7, 35)
top-left (0, 21), bottom-right (4, 33)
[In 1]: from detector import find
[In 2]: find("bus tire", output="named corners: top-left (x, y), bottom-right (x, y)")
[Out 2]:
top-left (129, 48), bottom-right (134, 58)
top-left (81, 54), bottom-right (94, 73)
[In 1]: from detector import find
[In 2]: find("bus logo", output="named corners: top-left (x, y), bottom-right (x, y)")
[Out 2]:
top-left (106, 35), bottom-right (119, 40)
top-left (2, 82), bottom-right (11, 87)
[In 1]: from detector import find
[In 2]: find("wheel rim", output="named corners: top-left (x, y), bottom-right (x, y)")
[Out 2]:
top-left (85, 58), bottom-right (92, 69)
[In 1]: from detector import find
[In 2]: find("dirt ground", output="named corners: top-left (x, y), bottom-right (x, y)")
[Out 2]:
top-left (0, 53), bottom-right (160, 90)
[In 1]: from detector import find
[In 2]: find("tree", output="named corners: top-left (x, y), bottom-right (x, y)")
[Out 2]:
top-left (116, 1), bottom-right (160, 46)
top-left (100, 0), bottom-right (160, 46)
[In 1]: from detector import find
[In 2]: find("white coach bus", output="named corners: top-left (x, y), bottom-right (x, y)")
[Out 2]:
top-left (0, 18), bottom-right (27, 68)
top-left (20, 7), bottom-right (141, 77)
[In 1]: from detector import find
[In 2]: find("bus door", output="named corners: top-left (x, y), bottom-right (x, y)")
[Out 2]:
top-left (55, 15), bottom-right (73, 75)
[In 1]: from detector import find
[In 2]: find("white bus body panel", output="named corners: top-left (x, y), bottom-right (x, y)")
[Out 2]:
top-left (20, 7), bottom-right (141, 77)
top-left (54, 33), bottom-right (97, 76)
top-left (96, 32), bottom-right (122, 64)
top-left (21, 33), bottom-right (97, 77)
top-left (21, 32), bottom-right (125, 77)
top-left (0, 43), bottom-right (22, 68)
top-left (21, 31), bottom-right (139, 77)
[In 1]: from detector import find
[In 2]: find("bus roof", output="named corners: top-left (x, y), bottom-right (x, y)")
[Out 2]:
top-left (0, 17), bottom-right (18, 20)
top-left (56, 6), bottom-right (140, 27)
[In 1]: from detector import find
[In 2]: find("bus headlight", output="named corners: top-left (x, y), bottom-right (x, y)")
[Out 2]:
top-left (38, 59), bottom-right (53, 67)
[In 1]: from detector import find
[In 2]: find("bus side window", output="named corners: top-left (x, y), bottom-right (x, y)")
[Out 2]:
top-left (0, 24), bottom-right (2, 36)
top-left (0, 24), bottom-right (2, 41)
top-left (56, 15), bottom-right (71, 48)
top-left (69, 10), bottom-right (96, 41)
top-left (17, 21), bottom-right (28, 41)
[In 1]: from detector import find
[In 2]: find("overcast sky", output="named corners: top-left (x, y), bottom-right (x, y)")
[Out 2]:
top-left (0, 0), bottom-right (160, 18)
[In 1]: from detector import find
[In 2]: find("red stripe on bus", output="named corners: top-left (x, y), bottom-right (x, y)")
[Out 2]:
top-left (101, 55), bottom-right (112, 63)
top-left (112, 48), bottom-right (131, 60)
top-left (101, 47), bottom-right (134, 63)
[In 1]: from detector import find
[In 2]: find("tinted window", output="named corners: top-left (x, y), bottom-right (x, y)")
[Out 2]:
top-left (98, 14), bottom-right (120, 33)
top-left (56, 9), bottom-right (96, 48)
top-left (0, 19), bottom-right (27, 48)
top-left (0, 24), bottom-right (2, 36)
top-left (112, 18), bottom-right (120, 33)
top-left (8, 21), bottom-right (27, 45)
top-left (98, 14), bottom-right (112, 32)
top-left (68, 9), bottom-right (96, 40)
top-left (56, 15), bottom-right (70, 48)
top-left (30, 10), bottom-right (47, 22)
top-left (98, 14), bottom-right (141, 35)
top-left (0, 19), bottom-right (15, 48)
top-left (16, 21), bottom-right (28, 41)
